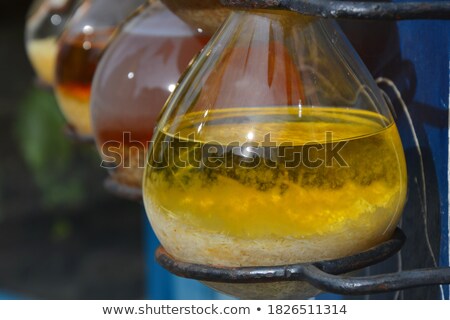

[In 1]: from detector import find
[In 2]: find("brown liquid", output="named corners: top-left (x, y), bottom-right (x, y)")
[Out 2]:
top-left (55, 29), bottom-right (114, 136)
top-left (93, 33), bottom-right (209, 146)
top-left (91, 8), bottom-right (210, 186)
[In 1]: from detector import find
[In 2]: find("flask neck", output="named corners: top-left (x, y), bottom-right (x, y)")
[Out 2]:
top-left (160, 0), bottom-right (231, 35)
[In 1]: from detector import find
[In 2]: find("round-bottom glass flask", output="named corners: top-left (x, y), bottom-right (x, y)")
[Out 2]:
top-left (143, 9), bottom-right (407, 298)
top-left (54, 0), bottom-right (146, 138)
top-left (91, 0), bottom-right (212, 189)
top-left (25, 0), bottom-right (80, 86)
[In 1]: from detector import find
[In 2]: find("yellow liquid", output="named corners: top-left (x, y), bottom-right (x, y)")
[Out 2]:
top-left (27, 37), bottom-right (58, 86)
top-left (54, 88), bottom-right (92, 137)
top-left (144, 107), bottom-right (407, 266)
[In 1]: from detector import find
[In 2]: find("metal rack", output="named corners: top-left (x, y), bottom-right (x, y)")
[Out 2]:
top-left (155, 228), bottom-right (450, 295)
top-left (220, 0), bottom-right (450, 20)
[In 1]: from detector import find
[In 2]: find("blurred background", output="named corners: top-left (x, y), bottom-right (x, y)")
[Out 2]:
top-left (0, 0), bottom-right (144, 299)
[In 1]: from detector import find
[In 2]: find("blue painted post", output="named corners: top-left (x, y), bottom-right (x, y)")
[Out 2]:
top-left (394, 0), bottom-right (449, 299)
top-left (339, 1), bottom-right (449, 299)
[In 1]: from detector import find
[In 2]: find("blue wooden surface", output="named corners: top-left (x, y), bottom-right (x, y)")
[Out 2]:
top-left (394, 0), bottom-right (449, 299)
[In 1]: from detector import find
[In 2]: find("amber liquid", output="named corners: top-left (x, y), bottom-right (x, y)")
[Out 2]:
top-left (91, 14), bottom-right (210, 187)
top-left (94, 34), bottom-right (210, 145)
top-left (55, 29), bottom-right (114, 136)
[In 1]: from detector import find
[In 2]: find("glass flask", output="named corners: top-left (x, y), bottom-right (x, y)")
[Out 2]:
top-left (143, 10), bottom-right (407, 298)
top-left (25, 0), bottom-right (80, 86)
top-left (91, 0), bottom-right (223, 190)
top-left (54, 0), bottom-right (146, 138)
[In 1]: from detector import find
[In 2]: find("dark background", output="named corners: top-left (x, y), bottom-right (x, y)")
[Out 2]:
top-left (0, 0), bottom-right (145, 299)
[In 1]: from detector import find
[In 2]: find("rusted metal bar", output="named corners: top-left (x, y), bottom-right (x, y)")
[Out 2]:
top-left (220, 0), bottom-right (450, 20)
top-left (155, 228), bottom-right (450, 294)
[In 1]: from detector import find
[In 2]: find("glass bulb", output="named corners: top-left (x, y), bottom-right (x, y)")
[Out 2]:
top-left (143, 9), bottom-right (407, 295)
top-left (25, 0), bottom-right (80, 86)
top-left (91, 0), bottom-right (220, 189)
top-left (54, 0), bottom-right (146, 138)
